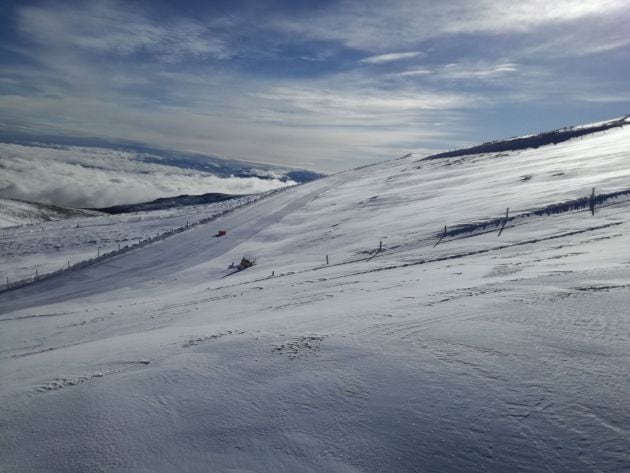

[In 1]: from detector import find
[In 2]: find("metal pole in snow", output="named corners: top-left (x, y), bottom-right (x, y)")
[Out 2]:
top-left (498, 208), bottom-right (509, 237)
top-left (589, 187), bottom-right (596, 215)
top-left (35, 269), bottom-right (38, 280)
top-left (434, 225), bottom-right (447, 248)
top-left (379, 240), bottom-right (383, 252)
top-left (326, 255), bottom-right (329, 265)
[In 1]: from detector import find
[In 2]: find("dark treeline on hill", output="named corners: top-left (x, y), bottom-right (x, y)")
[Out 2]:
top-left (94, 193), bottom-right (243, 214)
top-left (423, 116), bottom-right (629, 160)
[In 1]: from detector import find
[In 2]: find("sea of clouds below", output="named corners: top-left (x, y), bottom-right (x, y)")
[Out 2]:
top-left (0, 142), bottom-right (297, 208)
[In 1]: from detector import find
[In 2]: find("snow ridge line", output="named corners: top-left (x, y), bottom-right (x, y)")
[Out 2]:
top-left (422, 115), bottom-right (629, 160)
top-left (0, 189), bottom-right (285, 294)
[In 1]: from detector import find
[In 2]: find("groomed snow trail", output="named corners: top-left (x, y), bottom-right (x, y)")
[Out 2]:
top-left (0, 173), bottom-right (344, 313)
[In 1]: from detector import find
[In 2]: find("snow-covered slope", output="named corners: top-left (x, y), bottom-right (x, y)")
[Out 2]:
top-left (0, 194), bottom-right (264, 285)
top-left (0, 198), bottom-right (102, 228)
top-left (1, 120), bottom-right (630, 472)
top-left (426, 115), bottom-right (629, 159)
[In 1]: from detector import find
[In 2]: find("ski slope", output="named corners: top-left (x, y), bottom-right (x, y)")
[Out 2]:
top-left (1, 120), bottom-right (630, 472)
top-left (0, 194), bottom-right (262, 285)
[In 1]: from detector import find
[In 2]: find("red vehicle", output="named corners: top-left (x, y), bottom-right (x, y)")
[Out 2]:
top-left (214, 230), bottom-right (227, 237)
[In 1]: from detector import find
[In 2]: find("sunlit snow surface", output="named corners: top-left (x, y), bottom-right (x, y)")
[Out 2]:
top-left (0, 195), bottom-right (262, 284)
top-left (1, 124), bottom-right (630, 472)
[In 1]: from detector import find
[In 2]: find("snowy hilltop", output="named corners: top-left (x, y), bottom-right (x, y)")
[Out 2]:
top-left (1, 117), bottom-right (630, 472)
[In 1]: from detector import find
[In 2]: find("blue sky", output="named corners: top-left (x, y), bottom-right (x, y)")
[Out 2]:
top-left (0, 0), bottom-right (629, 171)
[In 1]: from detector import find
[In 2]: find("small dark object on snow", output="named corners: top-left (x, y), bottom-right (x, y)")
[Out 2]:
top-left (214, 230), bottom-right (227, 237)
top-left (237, 257), bottom-right (255, 271)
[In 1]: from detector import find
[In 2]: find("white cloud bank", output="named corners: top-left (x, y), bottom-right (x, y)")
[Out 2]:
top-left (0, 143), bottom-right (294, 208)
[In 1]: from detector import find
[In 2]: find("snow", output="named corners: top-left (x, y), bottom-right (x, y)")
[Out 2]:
top-left (0, 194), bottom-right (263, 285)
top-left (0, 198), bottom-right (102, 228)
top-left (1, 122), bottom-right (630, 472)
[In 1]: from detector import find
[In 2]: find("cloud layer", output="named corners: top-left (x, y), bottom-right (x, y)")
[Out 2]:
top-left (0, 143), bottom-right (295, 208)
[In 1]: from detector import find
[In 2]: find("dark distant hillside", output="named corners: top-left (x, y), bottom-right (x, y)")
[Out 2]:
top-left (95, 193), bottom-right (242, 214)
top-left (423, 116), bottom-right (629, 160)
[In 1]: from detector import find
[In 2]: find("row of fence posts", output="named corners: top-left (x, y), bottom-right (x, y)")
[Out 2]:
top-left (3, 230), bottom-right (160, 290)
top-left (3, 199), bottom-right (261, 291)
top-left (311, 189), bottom-right (602, 268)
top-left (2, 209), bottom-right (238, 291)
top-left (3, 207), bottom-right (242, 291)
top-left (435, 187), bottom-right (598, 248)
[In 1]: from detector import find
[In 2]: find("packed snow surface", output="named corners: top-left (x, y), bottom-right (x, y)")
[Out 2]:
top-left (0, 195), bottom-right (263, 284)
top-left (1, 123), bottom-right (630, 472)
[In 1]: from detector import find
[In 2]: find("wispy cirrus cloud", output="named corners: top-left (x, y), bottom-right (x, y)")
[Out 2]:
top-left (274, 0), bottom-right (629, 51)
top-left (443, 0), bottom-right (628, 34)
top-left (18, 0), bottom-right (232, 62)
top-left (394, 62), bottom-right (520, 81)
top-left (255, 85), bottom-right (477, 118)
top-left (360, 51), bottom-right (424, 64)
top-left (396, 69), bottom-right (432, 77)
